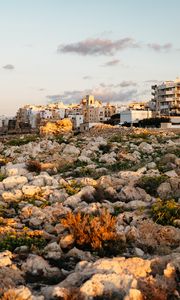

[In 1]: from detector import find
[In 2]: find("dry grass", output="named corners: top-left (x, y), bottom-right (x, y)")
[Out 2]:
top-left (26, 160), bottom-right (41, 173)
top-left (0, 290), bottom-right (24, 300)
top-left (61, 209), bottom-right (118, 251)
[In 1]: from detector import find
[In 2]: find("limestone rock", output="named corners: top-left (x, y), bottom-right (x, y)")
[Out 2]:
top-left (43, 242), bottom-right (62, 260)
top-left (63, 144), bottom-right (80, 156)
top-left (2, 189), bottom-right (23, 202)
top-left (136, 220), bottom-right (180, 253)
top-left (60, 234), bottom-right (75, 249)
top-left (3, 163), bottom-right (28, 176)
top-left (157, 177), bottom-right (180, 200)
top-left (0, 251), bottom-right (13, 267)
top-left (139, 142), bottom-right (153, 154)
top-left (119, 186), bottom-right (151, 203)
top-left (21, 255), bottom-right (61, 282)
top-left (22, 185), bottom-right (41, 197)
top-left (3, 175), bottom-right (28, 190)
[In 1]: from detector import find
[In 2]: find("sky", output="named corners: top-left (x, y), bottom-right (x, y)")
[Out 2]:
top-left (0, 0), bottom-right (180, 116)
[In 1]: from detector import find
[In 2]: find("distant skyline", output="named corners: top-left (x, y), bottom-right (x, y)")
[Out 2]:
top-left (0, 0), bottom-right (180, 115)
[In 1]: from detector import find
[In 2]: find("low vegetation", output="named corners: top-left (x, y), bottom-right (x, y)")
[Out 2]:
top-left (0, 174), bottom-right (6, 182)
top-left (6, 135), bottom-right (38, 146)
top-left (99, 143), bottom-right (112, 154)
top-left (108, 160), bottom-right (132, 172)
top-left (109, 134), bottom-right (123, 143)
top-left (136, 175), bottom-right (168, 196)
top-left (0, 222), bottom-right (47, 251)
top-left (151, 199), bottom-right (180, 226)
top-left (61, 180), bottom-right (83, 196)
top-left (129, 131), bottom-right (150, 140)
top-left (55, 134), bottom-right (69, 144)
top-left (26, 160), bottom-right (42, 173)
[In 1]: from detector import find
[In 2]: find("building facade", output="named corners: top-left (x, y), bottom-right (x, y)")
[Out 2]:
top-left (151, 78), bottom-right (180, 116)
top-left (120, 109), bottom-right (152, 125)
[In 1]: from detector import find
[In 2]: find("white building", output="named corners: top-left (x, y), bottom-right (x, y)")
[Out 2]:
top-left (68, 114), bottom-right (84, 130)
top-left (151, 78), bottom-right (180, 116)
top-left (0, 116), bottom-right (10, 127)
top-left (120, 109), bottom-right (152, 125)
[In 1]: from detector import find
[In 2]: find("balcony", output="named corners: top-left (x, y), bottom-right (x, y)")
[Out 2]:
top-left (169, 103), bottom-right (180, 109)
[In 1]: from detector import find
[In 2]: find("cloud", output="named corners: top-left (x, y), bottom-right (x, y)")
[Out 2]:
top-left (100, 81), bottom-right (137, 88)
top-left (3, 64), bottom-right (15, 70)
top-left (57, 37), bottom-right (140, 56)
top-left (47, 85), bottom-right (138, 105)
top-left (83, 76), bottom-right (92, 80)
top-left (118, 80), bottom-right (137, 88)
top-left (144, 79), bottom-right (162, 84)
top-left (103, 59), bottom-right (120, 67)
top-left (147, 43), bottom-right (172, 52)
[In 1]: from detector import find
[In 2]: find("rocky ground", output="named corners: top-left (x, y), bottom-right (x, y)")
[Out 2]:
top-left (0, 125), bottom-right (179, 300)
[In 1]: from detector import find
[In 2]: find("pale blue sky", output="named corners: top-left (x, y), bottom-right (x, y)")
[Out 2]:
top-left (0, 0), bottom-right (180, 115)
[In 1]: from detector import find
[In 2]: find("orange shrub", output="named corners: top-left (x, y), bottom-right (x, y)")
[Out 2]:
top-left (0, 290), bottom-right (24, 300)
top-left (61, 209), bottom-right (118, 250)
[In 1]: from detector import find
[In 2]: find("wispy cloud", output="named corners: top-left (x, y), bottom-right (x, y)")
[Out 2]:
top-left (57, 37), bottom-right (140, 56)
top-left (100, 81), bottom-right (137, 88)
top-left (118, 80), bottom-right (137, 87)
top-left (3, 64), bottom-right (15, 70)
top-left (144, 79), bottom-right (162, 84)
top-left (103, 59), bottom-right (120, 67)
top-left (147, 43), bottom-right (172, 52)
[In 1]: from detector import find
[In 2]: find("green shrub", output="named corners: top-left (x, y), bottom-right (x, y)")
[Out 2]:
top-left (129, 132), bottom-right (150, 140)
top-left (151, 199), bottom-right (180, 226)
top-left (99, 143), bottom-right (112, 154)
top-left (0, 174), bottom-right (5, 182)
top-left (6, 135), bottom-right (38, 146)
top-left (109, 134), bottom-right (123, 143)
top-left (73, 167), bottom-right (96, 178)
top-left (55, 135), bottom-right (67, 144)
top-left (171, 148), bottom-right (180, 158)
top-left (107, 161), bottom-right (132, 172)
top-left (62, 180), bottom-right (83, 196)
top-left (0, 235), bottom-right (46, 251)
top-left (113, 207), bottom-right (124, 216)
top-left (58, 161), bottom-right (88, 176)
top-left (137, 175), bottom-right (168, 196)
top-left (0, 159), bottom-right (7, 167)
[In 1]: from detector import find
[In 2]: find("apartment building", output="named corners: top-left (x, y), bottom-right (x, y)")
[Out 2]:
top-left (151, 78), bottom-right (180, 116)
top-left (80, 95), bottom-right (116, 123)
top-left (65, 105), bottom-right (83, 117)
top-left (128, 102), bottom-right (149, 110)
